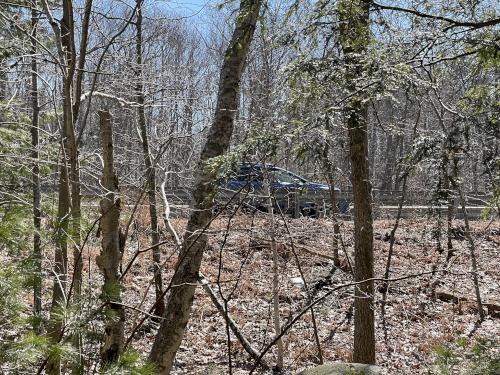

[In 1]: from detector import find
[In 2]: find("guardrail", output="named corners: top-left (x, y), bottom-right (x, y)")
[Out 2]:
top-left (78, 186), bottom-right (496, 219)
top-left (156, 188), bottom-right (492, 207)
top-left (157, 189), bottom-right (495, 219)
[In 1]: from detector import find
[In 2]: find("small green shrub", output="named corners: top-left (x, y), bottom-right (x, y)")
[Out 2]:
top-left (101, 350), bottom-right (158, 375)
top-left (433, 336), bottom-right (499, 375)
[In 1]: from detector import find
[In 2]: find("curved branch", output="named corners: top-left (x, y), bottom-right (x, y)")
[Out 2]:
top-left (372, 2), bottom-right (500, 30)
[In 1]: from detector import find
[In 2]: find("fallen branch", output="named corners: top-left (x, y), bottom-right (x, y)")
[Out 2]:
top-left (434, 289), bottom-right (500, 318)
top-left (250, 235), bottom-right (351, 272)
top-left (197, 272), bottom-right (269, 369)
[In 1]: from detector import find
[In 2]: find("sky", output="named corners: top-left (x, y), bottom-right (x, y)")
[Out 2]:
top-left (156, 0), bottom-right (215, 18)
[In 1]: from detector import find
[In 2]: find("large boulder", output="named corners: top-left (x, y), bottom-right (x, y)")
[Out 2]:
top-left (297, 362), bottom-right (381, 375)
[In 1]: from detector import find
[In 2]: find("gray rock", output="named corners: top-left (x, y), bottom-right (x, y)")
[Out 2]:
top-left (297, 362), bottom-right (381, 375)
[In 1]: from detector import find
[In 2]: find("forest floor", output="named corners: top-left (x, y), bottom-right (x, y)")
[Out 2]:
top-left (113, 210), bottom-right (499, 375)
top-left (7, 209), bottom-right (498, 374)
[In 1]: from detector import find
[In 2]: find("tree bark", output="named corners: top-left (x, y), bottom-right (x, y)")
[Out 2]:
top-left (60, 0), bottom-right (83, 302)
top-left (338, 0), bottom-right (375, 365)
top-left (135, 0), bottom-right (165, 319)
top-left (323, 160), bottom-right (341, 266)
top-left (72, 0), bottom-right (92, 121)
top-left (149, 1), bottom-right (261, 373)
top-left (42, 6), bottom-right (77, 369)
top-left (47, 94), bottom-right (72, 375)
top-left (381, 133), bottom-right (394, 191)
top-left (48, 135), bottom-right (70, 375)
top-left (264, 171), bottom-right (284, 370)
top-left (30, 0), bottom-right (43, 332)
top-left (96, 110), bottom-right (125, 364)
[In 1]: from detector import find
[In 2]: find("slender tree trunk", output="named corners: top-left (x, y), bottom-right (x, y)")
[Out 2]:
top-left (69, 0), bottom-right (93, 312)
top-left (264, 172), bottom-right (284, 370)
top-left (30, 1), bottom-right (42, 332)
top-left (72, 0), bottom-right (92, 121)
top-left (70, 3), bottom-right (93, 372)
top-left (381, 134), bottom-right (394, 191)
top-left (0, 61), bottom-right (5, 104)
top-left (182, 82), bottom-right (195, 166)
top-left (45, 5), bottom-right (79, 373)
top-left (458, 195), bottom-right (485, 321)
top-left (338, 0), bottom-right (375, 365)
top-left (47, 92), bottom-right (71, 375)
top-left (96, 110), bottom-right (125, 364)
top-left (135, 0), bottom-right (165, 319)
top-left (382, 105), bottom-right (420, 292)
top-left (451, 156), bottom-right (485, 321)
top-left (62, 2), bottom-right (85, 370)
top-left (324, 162), bottom-right (341, 266)
top-left (149, 1), bottom-right (261, 373)
top-left (369, 122), bottom-right (377, 182)
top-left (443, 152), bottom-right (454, 257)
top-left (393, 134), bottom-right (405, 191)
top-left (59, 0), bottom-right (83, 303)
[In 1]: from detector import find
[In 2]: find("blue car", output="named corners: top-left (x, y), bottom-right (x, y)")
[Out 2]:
top-left (217, 163), bottom-right (341, 217)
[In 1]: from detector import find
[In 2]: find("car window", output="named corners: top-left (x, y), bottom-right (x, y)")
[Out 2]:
top-left (269, 170), bottom-right (297, 184)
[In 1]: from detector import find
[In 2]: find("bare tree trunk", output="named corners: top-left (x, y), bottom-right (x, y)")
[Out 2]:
top-left (443, 152), bottom-right (454, 258)
top-left (37, 1), bottom-right (89, 368)
top-left (381, 134), bottom-right (394, 191)
top-left (149, 1), bottom-right (261, 373)
top-left (369, 122), bottom-right (377, 181)
top-left (324, 161), bottom-right (341, 266)
top-left (135, 0), bottom-right (164, 319)
top-left (382, 105), bottom-right (420, 292)
top-left (69, 0), bottom-right (93, 303)
top-left (393, 134), bottom-right (405, 191)
top-left (96, 110), bottom-right (125, 364)
top-left (264, 172), bottom-right (284, 370)
top-left (72, 0), bottom-right (92, 121)
top-left (70, 3), bottom-right (93, 372)
top-left (339, 0), bottom-right (375, 365)
top-left (48, 148), bottom-right (70, 375)
top-left (59, 0), bottom-right (83, 304)
top-left (42, 6), bottom-right (78, 373)
top-left (30, 0), bottom-right (42, 332)
top-left (47, 91), bottom-right (71, 375)
top-left (277, 207), bottom-right (324, 364)
top-left (451, 157), bottom-right (485, 321)
top-left (62, 3), bottom-right (84, 371)
top-left (381, 173), bottom-right (408, 346)
top-left (0, 61), bottom-right (5, 104)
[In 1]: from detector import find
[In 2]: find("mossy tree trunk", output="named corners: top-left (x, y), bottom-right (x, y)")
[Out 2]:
top-left (149, 1), bottom-right (262, 373)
